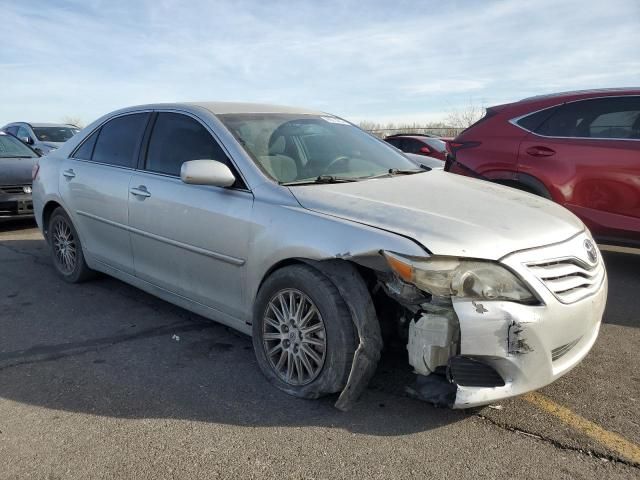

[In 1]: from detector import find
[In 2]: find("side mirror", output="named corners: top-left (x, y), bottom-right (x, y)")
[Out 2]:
top-left (20, 136), bottom-right (34, 145)
top-left (180, 160), bottom-right (236, 187)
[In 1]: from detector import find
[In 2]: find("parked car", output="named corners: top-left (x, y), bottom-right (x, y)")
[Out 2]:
top-left (385, 133), bottom-right (448, 161)
top-left (0, 131), bottom-right (39, 219)
top-left (445, 88), bottom-right (640, 247)
top-left (32, 102), bottom-right (607, 410)
top-left (404, 153), bottom-right (445, 170)
top-left (1, 122), bottom-right (80, 155)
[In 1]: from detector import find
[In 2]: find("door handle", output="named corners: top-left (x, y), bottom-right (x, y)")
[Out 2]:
top-left (62, 169), bottom-right (76, 179)
top-left (526, 146), bottom-right (556, 157)
top-left (130, 185), bottom-right (151, 198)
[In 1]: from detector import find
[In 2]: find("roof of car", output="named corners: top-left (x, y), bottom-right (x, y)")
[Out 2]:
top-left (385, 134), bottom-right (444, 140)
top-left (5, 122), bottom-right (77, 128)
top-left (518, 87), bottom-right (640, 103)
top-left (186, 101), bottom-right (324, 115)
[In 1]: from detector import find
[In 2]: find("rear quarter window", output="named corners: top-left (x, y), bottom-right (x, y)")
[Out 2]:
top-left (516, 107), bottom-right (560, 132)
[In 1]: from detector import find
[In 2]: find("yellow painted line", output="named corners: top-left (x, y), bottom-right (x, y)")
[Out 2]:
top-left (523, 391), bottom-right (640, 464)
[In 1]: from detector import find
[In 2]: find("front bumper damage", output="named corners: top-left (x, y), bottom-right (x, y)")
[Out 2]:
top-left (395, 232), bottom-right (608, 409)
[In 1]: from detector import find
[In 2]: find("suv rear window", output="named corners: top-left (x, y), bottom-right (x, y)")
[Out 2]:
top-left (534, 96), bottom-right (640, 139)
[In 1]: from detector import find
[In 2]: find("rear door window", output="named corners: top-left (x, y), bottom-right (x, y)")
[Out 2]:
top-left (535, 96), bottom-right (640, 139)
top-left (145, 112), bottom-right (231, 177)
top-left (92, 113), bottom-right (149, 167)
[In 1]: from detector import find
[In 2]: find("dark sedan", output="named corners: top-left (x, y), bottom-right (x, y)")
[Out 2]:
top-left (0, 132), bottom-right (39, 219)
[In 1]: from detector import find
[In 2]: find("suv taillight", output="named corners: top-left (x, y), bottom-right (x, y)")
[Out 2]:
top-left (444, 141), bottom-right (482, 172)
top-left (447, 141), bottom-right (481, 156)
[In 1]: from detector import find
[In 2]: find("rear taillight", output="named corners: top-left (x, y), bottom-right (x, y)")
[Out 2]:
top-left (419, 146), bottom-right (433, 154)
top-left (445, 141), bottom-right (482, 172)
top-left (447, 141), bottom-right (481, 156)
top-left (32, 163), bottom-right (40, 180)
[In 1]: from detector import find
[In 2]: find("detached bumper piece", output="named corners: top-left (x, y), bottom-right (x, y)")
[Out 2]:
top-left (448, 356), bottom-right (505, 388)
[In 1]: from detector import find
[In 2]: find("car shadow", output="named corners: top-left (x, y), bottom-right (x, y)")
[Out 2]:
top-left (0, 237), bottom-right (464, 437)
top-left (1, 236), bottom-right (637, 437)
top-left (601, 251), bottom-right (640, 328)
top-left (0, 218), bottom-right (37, 232)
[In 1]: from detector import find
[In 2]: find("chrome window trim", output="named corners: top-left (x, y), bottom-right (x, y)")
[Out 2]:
top-left (508, 95), bottom-right (640, 142)
top-left (69, 108), bottom-right (252, 192)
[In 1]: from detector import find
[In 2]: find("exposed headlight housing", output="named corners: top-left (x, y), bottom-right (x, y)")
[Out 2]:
top-left (383, 251), bottom-right (537, 304)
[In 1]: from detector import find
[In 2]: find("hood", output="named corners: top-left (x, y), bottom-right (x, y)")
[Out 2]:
top-left (40, 142), bottom-right (63, 150)
top-left (289, 170), bottom-right (584, 260)
top-left (0, 156), bottom-right (37, 185)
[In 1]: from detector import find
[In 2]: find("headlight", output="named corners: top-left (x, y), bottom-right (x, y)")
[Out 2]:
top-left (383, 251), bottom-right (537, 304)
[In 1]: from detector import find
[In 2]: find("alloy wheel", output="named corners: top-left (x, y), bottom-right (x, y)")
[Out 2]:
top-left (262, 288), bottom-right (327, 386)
top-left (52, 218), bottom-right (77, 274)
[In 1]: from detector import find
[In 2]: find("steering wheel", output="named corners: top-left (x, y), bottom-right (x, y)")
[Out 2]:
top-left (322, 155), bottom-right (351, 175)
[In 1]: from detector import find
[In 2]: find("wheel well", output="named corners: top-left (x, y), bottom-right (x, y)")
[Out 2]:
top-left (42, 201), bottom-right (63, 238)
top-left (258, 258), bottom-right (378, 295)
top-left (494, 177), bottom-right (552, 199)
top-left (494, 179), bottom-right (536, 194)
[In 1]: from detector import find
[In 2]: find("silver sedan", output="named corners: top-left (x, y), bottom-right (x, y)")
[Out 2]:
top-left (32, 102), bottom-right (607, 410)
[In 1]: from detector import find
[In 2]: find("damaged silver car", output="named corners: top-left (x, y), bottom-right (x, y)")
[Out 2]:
top-left (32, 102), bottom-right (607, 410)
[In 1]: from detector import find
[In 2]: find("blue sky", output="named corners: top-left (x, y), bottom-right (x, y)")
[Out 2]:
top-left (1, 0), bottom-right (638, 126)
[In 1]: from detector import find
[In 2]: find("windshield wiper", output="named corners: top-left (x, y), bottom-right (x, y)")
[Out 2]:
top-left (363, 166), bottom-right (430, 180)
top-left (281, 175), bottom-right (360, 186)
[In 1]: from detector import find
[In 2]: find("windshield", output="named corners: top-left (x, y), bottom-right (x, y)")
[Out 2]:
top-left (33, 126), bottom-right (78, 143)
top-left (218, 113), bottom-right (420, 183)
top-left (0, 134), bottom-right (38, 158)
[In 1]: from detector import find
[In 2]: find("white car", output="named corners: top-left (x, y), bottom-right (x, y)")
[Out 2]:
top-left (32, 102), bottom-right (607, 410)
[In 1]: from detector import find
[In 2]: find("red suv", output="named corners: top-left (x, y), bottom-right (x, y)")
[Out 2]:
top-left (446, 88), bottom-right (640, 247)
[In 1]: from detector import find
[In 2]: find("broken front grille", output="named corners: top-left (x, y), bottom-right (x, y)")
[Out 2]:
top-left (527, 257), bottom-right (605, 304)
top-left (0, 185), bottom-right (29, 194)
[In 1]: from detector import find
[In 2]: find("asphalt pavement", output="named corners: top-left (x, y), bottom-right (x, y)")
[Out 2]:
top-left (1, 220), bottom-right (638, 479)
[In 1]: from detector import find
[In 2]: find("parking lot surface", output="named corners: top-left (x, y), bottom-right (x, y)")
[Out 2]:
top-left (1, 220), bottom-right (639, 479)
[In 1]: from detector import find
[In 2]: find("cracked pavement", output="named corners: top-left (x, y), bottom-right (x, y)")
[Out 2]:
top-left (1, 220), bottom-right (639, 479)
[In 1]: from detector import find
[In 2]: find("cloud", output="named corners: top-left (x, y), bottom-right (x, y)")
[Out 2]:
top-left (0, 0), bottom-right (638, 125)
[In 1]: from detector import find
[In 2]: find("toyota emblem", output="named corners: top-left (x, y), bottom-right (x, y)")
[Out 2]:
top-left (584, 239), bottom-right (597, 264)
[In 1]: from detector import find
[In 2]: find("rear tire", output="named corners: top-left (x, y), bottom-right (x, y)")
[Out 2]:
top-left (252, 264), bottom-right (356, 399)
top-left (47, 207), bottom-right (95, 283)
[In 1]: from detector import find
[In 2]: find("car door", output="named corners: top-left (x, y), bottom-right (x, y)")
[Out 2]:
top-left (518, 96), bottom-right (640, 241)
top-left (128, 111), bottom-right (253, 320)
top-left (59, 112), bottom-right (151, 274)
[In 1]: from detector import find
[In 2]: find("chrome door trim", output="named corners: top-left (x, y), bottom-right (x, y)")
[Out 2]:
top-left (76, 210), bottom-right (246, 266)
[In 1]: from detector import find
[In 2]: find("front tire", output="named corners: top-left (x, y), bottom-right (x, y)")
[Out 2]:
top-left (47, 208), bottom-right (95, 283)
top-left (252, 264), bottom-right (356, 399)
